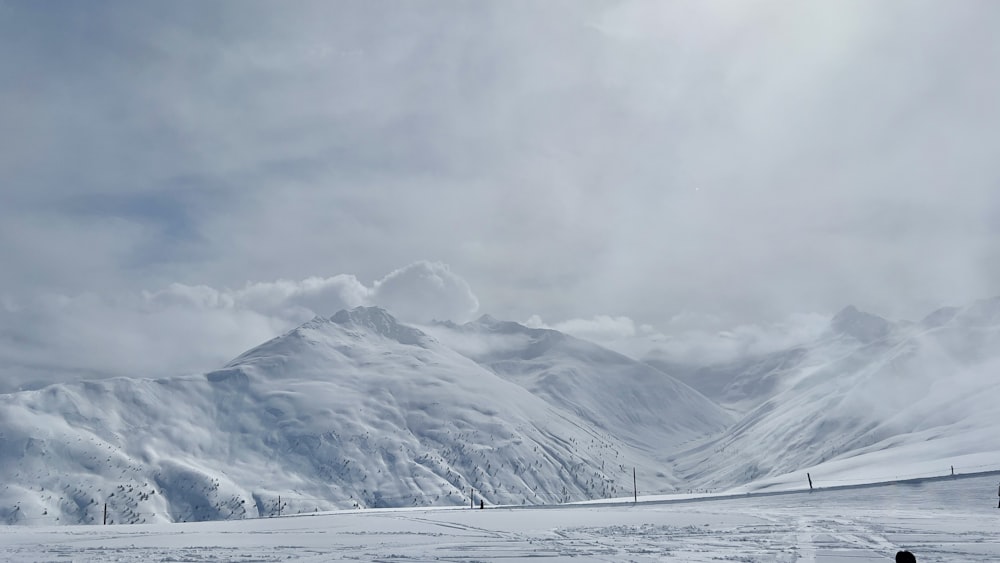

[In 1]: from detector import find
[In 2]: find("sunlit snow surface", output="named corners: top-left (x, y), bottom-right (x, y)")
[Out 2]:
top-left (1, 474), bottom-right (998, 562)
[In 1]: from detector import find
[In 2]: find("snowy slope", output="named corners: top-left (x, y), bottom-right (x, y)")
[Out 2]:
top-left (646, 305), bottom-right (893, 414)
top-left (425, 315), bottom-right (732, 454)
top-left (666, 299), bottom-right (1000, 487)
top-left (0, 307), bottom-right (710, 525)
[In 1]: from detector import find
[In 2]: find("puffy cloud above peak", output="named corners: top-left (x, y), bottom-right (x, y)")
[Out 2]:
top-left (236, 275), bottom-right (370, 317)
top-left (141, 275), bottom-right (368, 324)
top-left (372, 261), bottom-right (480, 324)
top-left (140, 261), bottom-right (477, 324)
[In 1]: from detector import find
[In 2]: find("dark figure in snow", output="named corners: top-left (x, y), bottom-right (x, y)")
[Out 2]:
top-left (895, 550), bottom-right (916, 562)
top-left (479, 500), bottom-right (484, 510)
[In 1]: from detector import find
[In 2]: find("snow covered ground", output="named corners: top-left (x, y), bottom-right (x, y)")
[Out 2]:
top-left (1, 473), bottom-right (997, 562)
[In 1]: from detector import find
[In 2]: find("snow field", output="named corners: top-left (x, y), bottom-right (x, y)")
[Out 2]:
top-left (0, 474), bottom-right (997, 562)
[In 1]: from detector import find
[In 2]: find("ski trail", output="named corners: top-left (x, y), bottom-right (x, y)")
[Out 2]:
top-left (795, 516), bottom-right (817, 563)
top-left (825, 516), bottom-right (898, 556)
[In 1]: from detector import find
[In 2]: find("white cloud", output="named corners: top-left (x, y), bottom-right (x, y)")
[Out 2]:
top-left (647, 313), bottom-right (832, 365)
top-left (145, 274), bottom-right (371, 322)
top-left (525, 314), bottom-right (649, 358)
top-left (372, 261), bottom-right (480, 324)
top-left (2, 3), bottom-right (999, 381)
top-left (525, 312), bottom-right (831, 365)
top-left (139, 261), bottom-right (477, 325)
top-left (419, 324), bottom-right (532, 361)
top-left (532, 315), bottom-right (637, 340)
top-left (0, 261), bottom-right (478, 392)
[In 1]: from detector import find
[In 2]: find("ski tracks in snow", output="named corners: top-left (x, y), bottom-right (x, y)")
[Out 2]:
top-left (760, 511), bottom-right (901, 562)
top-left (793, 515), bottom-right (818, 563)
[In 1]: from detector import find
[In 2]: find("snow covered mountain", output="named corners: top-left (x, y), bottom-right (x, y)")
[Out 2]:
top-left (661, 299), bottom-right (1000, 487)
top-left (426, 315), bottom-right (732, 453)
top-left (0, 307), bottom-right (723, 525)
top-left (3, 300), bottom-right (1000, 526)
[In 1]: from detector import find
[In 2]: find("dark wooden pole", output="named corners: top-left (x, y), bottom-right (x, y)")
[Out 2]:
top-left (807, 473), bottom-right (813, 491)
top-left (278, 496), bottom-right (281, 518)
top-left (633, 468), bottom-right (637, 503)
top-left (103, 503), bottom-right (107, 525)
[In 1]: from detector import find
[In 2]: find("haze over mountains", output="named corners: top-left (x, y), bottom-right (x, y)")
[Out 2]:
top-left (1, 300), bottom-right (999, 525)
top-left (653, 298), bottom-right (1000, 487)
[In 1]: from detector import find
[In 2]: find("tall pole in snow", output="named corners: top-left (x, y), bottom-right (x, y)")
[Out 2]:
top-left (633, 468), bottom-right (637, 504)
top-left (103, 503), bottom-right (107, 525)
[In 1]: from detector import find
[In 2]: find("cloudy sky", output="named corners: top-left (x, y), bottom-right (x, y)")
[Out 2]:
top-left (2, 1), bottom-right (999, 388)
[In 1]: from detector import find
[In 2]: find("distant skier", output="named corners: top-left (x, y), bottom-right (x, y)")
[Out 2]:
top-left (895, 550), bottom-right (916, 562)
top-left (480, 500), bottom-right (484, 510)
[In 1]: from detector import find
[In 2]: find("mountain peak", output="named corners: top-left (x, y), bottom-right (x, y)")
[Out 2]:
top-left (830, 305), bottom-right (892, 343)
top-left (475, 313), bottom-right (500, 326)
top-left (464, 315), bottom-right (551, 338)
top-left (331, 305), bottom-right (395, 326)
top-left (330, 306), bottom-right (426, 346)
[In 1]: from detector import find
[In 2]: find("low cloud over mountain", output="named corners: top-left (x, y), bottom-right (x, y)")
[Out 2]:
top-left (0, 262), bottom-right (478, 392)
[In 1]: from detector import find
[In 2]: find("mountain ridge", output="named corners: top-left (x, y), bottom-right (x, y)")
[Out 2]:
top-left (0, 307), bottom-right (722, 524)
top-left (655, 300), bottom-right (1000, 487)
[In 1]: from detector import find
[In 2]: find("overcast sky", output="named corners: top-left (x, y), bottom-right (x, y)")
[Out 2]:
top-left (2, 1), bottom-right (999, 387)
